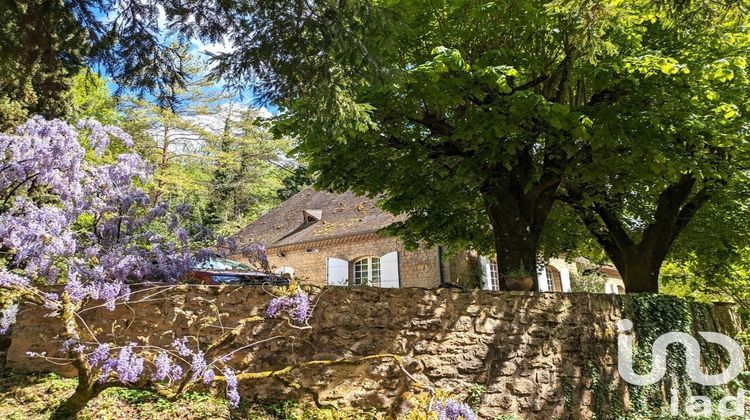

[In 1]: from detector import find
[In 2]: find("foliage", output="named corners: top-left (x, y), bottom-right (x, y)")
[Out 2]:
top-left (658, 184), bottom-right (750, 305)
top-left (503, 263), bottom-right (534, 278)
top-left (117, 50), bottom-right (293, 235)
top-left (465, 384), bottom-right (486, 411)
top-left (7, 0), bottom-right (749, 294)
top-left (70, 72), bottom-right (118, 125)
top-left (264, 282), bottom-right (312, 326)
top-left (0, 0), bottom-right (88, 129)
top-left (117, 0), bottom-right (750, 290)
top-left (570, 270), bottom-right (607, 294)
top-left (562, 1), bottom-right (750, 292)
top-left (658, 262), bottom-right (728, 304)
top-left (611, 294), bottom-right (742, 418)
top-left (200, 105), bottom-right (292, 234)
top-left (0, 117), bottom-right (418, 417)
top-left (0, 370), bottom-right (384, 419)
top-left (278, 164), bottom-right (315, 201)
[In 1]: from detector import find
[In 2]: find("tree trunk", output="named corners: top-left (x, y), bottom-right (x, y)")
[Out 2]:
top-left (51, 382), bottom-right (99, 419)
top-left (613, 253), bottom-right (661, 293)
top-left (54, 293), bottom-right (101, 419)
top-left (482, 179), bottom-right (558, 291)
top-left (567, 174), bottom-right (716, 294)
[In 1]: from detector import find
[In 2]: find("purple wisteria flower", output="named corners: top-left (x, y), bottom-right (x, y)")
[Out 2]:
top-left (0, 116), bottom-right (84, 201)
top-left (223, 367), bottom-right (240, 408)
top-left (88, 343), bottom-right (111, 367)
top-left (115, 343), bottom-right (144, 383)
top-left (0, 118), bottom-right (201, 300)
top-left (433, 399), bottom-right (477, 420)
top-left (77, 118), bottom-right (133, 155)
top-left (61, 338), bottom-right (86, 355)
top-left (0, 303), bottom-right (19, 334)
top-left (170, 363), bottom-right (185, 381)
top-left (190, 351), bottom-right (209, 382)
top-left (170, 337), bottom-right (214, 383)
top-left (0, 269), bottom-right (30, 289)
top-left (98, 358), bottom-right (117, 383)
top-left (0, 118), bottom-right (253, 403)
top-left (265, 290), bottom-right (311, 325)
top-left (202, 367), bottom-right (216, 384)
top-left (152, 352), bottom-right (173, 382)
top-left (0, 198), bottom-right (77, 278)
top-left (172, 337), bottom-right (192, 357)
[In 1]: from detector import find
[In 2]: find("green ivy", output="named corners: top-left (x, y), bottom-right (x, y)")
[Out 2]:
top-left (604, 294), bottom-right (744, 419)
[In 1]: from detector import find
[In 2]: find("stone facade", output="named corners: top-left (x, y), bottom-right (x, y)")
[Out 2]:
top-left (6, 286), bottom-right (740, 419)
top-left (253, 234), bottom-right (443, 288)
top-left (231, 188), bottom-right (626, 293)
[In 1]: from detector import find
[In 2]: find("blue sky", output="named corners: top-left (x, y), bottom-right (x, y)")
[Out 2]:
top-left (96, 6), bottom-right (279, 116)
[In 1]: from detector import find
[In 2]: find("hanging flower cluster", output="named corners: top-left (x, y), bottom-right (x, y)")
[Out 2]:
top-left (265, 283), bottom-right (312, 325)
top-left (0, 117), bottom-right (201, 316)
top-left (0, 303), bottom-right (18, 334)
top-left (48, 336), bottom-right (245, 406)
top-left (433, 399), bottom-right (477, 420)
top-left (0, 117), bottom-right (277, 411)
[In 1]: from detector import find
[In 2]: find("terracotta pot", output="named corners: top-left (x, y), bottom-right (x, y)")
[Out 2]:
top-left (503, 276), bottom-right (534, 291)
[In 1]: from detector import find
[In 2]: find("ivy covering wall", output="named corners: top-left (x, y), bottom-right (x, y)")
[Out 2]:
top-left (585, 294), bottom-right (746, 419)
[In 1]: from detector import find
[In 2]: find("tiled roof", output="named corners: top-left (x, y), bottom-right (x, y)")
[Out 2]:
top-left (233, 188), bottom-right (405, 248)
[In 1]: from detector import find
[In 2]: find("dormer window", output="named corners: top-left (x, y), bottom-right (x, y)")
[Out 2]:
top-left (303, 209), bottom-right (322, 223)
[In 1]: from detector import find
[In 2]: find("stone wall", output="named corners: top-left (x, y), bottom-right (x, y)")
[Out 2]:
top-left (5, 286), bottom-right (741, 419)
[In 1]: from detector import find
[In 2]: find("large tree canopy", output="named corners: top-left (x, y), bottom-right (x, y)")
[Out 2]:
top-left (270, 1), bottom-right (644, 287)
top-left (1, 0), bottom-right (747, 292)
top-left (249, 1), bottom-right (747, 290)
top-left (562, 4), bottom-right (750, 292)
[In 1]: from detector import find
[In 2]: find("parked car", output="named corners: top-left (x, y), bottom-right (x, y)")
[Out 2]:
top-left (185, 256), bottom-right (288, 286)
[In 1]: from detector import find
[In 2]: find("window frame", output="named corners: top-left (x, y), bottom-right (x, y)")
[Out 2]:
top-left (489, 261), bottom-right (500, 291)
top-left (545, 265), bottom-right (562, 292)
top-left (352, 256), bottom-right (381, 286)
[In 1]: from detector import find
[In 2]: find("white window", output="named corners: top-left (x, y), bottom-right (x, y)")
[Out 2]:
top-left (489, 261), bottom-right (500, 291)
top-left (546, 269), bottom-right (555, 291)
top-left (545, 266), bottom-right (562, 292)
top-left (353, 257), bottom-right (381, 286)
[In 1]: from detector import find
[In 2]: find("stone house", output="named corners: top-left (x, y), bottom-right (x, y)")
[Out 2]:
top-left (233, 188), bottom-right (625, 293)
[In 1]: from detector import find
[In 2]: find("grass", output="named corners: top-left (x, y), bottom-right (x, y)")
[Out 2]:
top-left (0, 370), bottom-right (382, 419)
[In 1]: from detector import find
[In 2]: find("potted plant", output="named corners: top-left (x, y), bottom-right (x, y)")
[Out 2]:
top-left (502, 264), bottom-right (534, 291)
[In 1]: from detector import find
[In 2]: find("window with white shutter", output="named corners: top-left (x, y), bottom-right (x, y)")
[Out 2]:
top-left (537, 266), bottom-right (549, 292)
top-left (479, 256), bottom-right (493, 291)
top-left (353, 257), bottom-right (381, 286)
top-left (379, 251), bottom-right (400, 288)
top-left (326, 257), bottom-right (349, 286)
top-left (559, 266), bottom-right (572, 292)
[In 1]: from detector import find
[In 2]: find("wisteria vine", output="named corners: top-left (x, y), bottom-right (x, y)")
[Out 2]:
top-left (0, 116), bottom-right (415, 417)
top-left (0, 117), bottom-right (298, 413)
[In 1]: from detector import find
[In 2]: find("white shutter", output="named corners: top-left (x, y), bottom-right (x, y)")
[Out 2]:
top-left (380, 252), bottom-right (400, 288)
top-left (560, 265), bottom-right (571, 293)
top-left (326, 258), bottom-right (349, 286)
top-left (479, 256), bottom-right (493, 290)
top-left (538, 266), bottom-right (549, 292)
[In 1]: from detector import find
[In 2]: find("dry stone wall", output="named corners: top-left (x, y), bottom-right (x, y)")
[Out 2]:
top-left (5, 286), bottom-right (741, 419)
